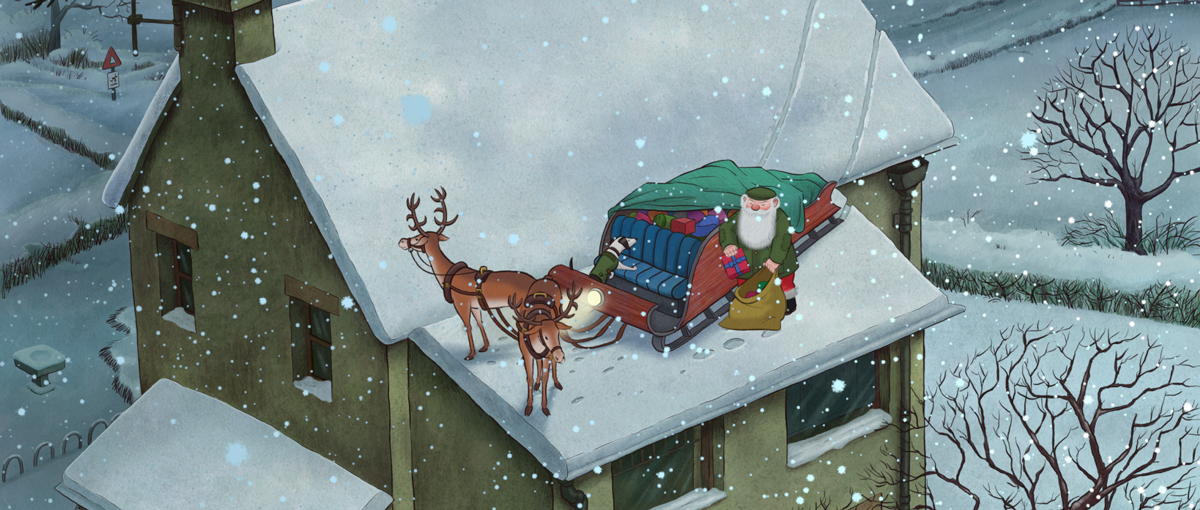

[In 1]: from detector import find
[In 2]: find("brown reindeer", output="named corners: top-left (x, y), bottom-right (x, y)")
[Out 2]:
top-left (509, 279), bottom-right (580, 416)
top-left (397, 189), bottom-right (539, 360)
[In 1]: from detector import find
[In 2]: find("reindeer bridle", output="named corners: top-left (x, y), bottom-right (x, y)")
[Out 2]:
top-left (510, 286), bottom-right (581, 360)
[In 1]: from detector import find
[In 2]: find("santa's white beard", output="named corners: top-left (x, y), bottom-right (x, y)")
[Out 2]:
top-left (737, 203), bottom-right (777, 250)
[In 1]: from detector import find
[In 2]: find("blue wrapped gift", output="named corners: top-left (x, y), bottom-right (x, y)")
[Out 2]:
top-left (693, 214), bottom-right (720, 237)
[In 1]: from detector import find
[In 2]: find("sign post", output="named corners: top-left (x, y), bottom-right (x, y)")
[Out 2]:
top-left (102, 47), bottom-right (122, 101)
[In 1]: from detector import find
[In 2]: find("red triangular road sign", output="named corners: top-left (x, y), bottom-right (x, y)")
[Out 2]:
top-left (102, 47), bottom-right (122, 70)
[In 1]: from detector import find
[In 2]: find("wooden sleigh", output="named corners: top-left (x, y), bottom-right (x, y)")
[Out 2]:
top-left (548, 181), bottom-right (844, 352)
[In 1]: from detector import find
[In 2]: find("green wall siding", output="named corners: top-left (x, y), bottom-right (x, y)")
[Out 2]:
top-left (125, 0), bottom-right (392, 496)
top-left (407, 342), bottom-right (554, 509)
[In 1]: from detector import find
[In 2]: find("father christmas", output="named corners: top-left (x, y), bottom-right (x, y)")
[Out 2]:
top-left (718, 186), bottom-right (799, 316)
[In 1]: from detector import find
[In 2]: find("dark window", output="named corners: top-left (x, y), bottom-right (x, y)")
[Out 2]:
top-left (156, 234), bottom-right (195, 316)
top-left (173, 241), bottom-right (194, 315)
top-left (291, 299), bottom-right (333, 381)
top-left (307, 304), bottom-right (332, 380)
top-left (785, 352), bottom-right (877, 443)
top-left (612, 428), bottom-right (696, 510)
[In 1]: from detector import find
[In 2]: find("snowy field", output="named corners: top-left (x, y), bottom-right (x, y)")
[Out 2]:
top-left (912, 4), bottom-right (1200, 233)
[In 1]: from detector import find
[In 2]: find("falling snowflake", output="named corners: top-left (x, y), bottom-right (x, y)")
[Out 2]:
top-left (241, 231), bottom-right (249, 239)
top-left (656, 471), bottom-right (666, 479)
top-left (955, 378), bottom-right (966, 388)
top-left (341, 296), bottom-right (355, 309)
top-left (259, 297), bottom-right (267, 305)
top-left (831, 379), bottom-right (846, 393)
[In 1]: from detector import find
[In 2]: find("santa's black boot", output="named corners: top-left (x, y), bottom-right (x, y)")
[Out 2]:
top-left (785, 297), bottom-right (797, 316)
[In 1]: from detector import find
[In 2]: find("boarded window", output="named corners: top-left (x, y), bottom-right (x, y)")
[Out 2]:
top-left (785, 352), bottom-right (877, 442)
top-left (611, 428), bottom-right (696, 510)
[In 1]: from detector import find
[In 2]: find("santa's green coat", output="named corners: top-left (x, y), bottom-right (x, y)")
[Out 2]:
top-left (717, 209), bottom-right (798, 279)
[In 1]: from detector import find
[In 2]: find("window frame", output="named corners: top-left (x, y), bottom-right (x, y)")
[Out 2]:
top-left (146, 212), bottom-right (199, 319)
top-left (285, 276), bottom-right (340, 383)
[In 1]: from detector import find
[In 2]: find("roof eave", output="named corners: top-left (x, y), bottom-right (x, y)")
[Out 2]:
top-left (102, 55), bottom-right (182, 209)
top-left (408, 294), bottom-right (965, 481)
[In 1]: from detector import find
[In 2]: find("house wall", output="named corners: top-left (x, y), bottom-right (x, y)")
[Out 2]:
top-left (838, 166), bottom-right (929, 509)
top-left (405, 340), bottom-right (555, 509)
top-left (124, 0), bottom-right (393, 497)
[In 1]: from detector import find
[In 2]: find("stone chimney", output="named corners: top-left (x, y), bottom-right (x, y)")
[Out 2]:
top-left (178, 0), bottom-right (275, 71)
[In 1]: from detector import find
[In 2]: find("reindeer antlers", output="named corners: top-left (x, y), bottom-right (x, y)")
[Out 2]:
top-left (554, 285), bottom-right (582, 322)
top-left (431, 187), bottom-right (459, 235)
top-left (405, 194), bottom-right (428, 234)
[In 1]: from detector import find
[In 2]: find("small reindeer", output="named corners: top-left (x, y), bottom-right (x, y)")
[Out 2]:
top-left (510, 279), bottom-right (580, 417)
top-left (398, 189), bottom-right (538, 360)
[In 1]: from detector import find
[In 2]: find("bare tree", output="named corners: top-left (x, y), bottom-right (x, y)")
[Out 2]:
top-left (863, 324), bottom-right (1200, 510)
top-left (1022, 26), bottom-right (1200, 255)
top-left (20, 0), bottom-right (130, 52)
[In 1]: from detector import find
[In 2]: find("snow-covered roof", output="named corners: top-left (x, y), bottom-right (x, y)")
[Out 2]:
top-left (408, 207), bottom-right (963, 480)
top-left (103, 55), bottom-right (179, 208)
top-left (56, 379), bottom-right (392, 510)
top-left (104, 0), bottom-right (955, 345)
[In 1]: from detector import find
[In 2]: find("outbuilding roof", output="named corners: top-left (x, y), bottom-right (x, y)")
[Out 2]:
top-left (409, 207), bottom-right (962, 480)
top-left (104, 0), bottom-right (956, 346)
top-left (56, 379), bottom-right (392, 510)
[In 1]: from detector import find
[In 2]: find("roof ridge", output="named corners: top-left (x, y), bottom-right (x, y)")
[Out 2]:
top-left (842, 28), bottom-right (882, 181)
top-left (757, 0), bottom-right (819, 167)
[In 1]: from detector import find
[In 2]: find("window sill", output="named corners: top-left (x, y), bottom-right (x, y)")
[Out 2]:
top-left (162, 307), bottom-right (196, 333)
top-left (787, 409), bottom-right (892, 469)
top-left (649, 488), bottom-right (727, 510)
top-left (294, 376), bottom-right (332, 403)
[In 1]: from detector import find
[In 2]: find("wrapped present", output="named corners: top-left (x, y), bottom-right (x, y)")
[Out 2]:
top-left (670, 217), bottom-right (695, 235)
top-left (686, 210), bottom-right (706, 222)
top-left (653, 214), bottom-right (673, 230)
top-left (646, 210), bottom-right (668, 221)
top-left (712, 210), bottom-right (729, 223)
top-left (720, 248), bottom-right (750, 279)
top-left (694, 215), bottom-right (720, 237)
top-left (635, 211), bottom-right (653, 223)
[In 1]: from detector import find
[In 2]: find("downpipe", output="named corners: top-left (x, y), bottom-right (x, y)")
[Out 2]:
top-left (886, 157), bottom-right (927, 510)
top-left (561, 478), bottom-right (587, 510)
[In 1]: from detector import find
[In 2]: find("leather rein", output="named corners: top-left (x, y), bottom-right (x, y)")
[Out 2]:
top-left (434, 261), bottom-right (560, 360)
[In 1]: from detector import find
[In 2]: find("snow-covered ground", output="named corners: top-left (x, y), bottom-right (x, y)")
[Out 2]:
top-left (0, 5), bottom-right (164, 504)
top-left (913, 4), bottom-right (1200, 233)
top-left (924, 218), bottom-right (1200, 293)
top-left (923, 294), bottom-right (1200, 510)
top-left (0, 240), bottom-right (132, 509)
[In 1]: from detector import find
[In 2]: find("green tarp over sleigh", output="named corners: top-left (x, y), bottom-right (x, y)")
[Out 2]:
top-left (606, 160), bottom-right (828, 231)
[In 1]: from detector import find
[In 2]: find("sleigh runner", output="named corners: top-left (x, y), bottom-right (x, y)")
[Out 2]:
top-left (550, 161), bottom-right (845, 352)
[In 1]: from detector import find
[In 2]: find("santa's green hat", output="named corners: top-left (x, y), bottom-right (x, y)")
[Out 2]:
top-left (745, 187), bottom-right (777, 200)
